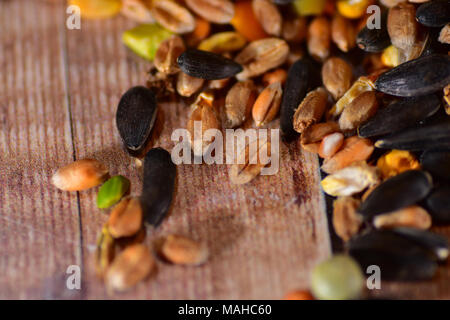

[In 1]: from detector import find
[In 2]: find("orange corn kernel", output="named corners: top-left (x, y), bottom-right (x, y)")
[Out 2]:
top-left (231, 1), bottom-right (268, 41)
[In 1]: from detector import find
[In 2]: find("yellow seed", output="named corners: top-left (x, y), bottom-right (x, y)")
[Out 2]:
top-left (381, 45), bottom-right (401, 67)
top-left (198, 32), bottom-right (247, 53)
top-left (337, 0), bottom-right (369, 19)
top-left (68, 0), bottom-right (122, 19)
top-left (52, 159), bottom-right (108, 191)
top-left (293, 0), bottom-right (326, 16)
top-left (377, 150), bottom-right (420, 178)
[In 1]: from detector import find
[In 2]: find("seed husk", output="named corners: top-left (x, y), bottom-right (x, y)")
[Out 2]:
top-left (426, 187), bottom-right (450, 224)
top-left (235, 38), bottom-right (289, 81)
top-left (373, 205), bottom-right (432, 230)
top-left (420, 150), bottom-right (450, 181)
top-left (318, 132), bottom-right (344, 159)
top-left (116, 86), bottom-right (158, 156)
top-left (185, 0), bottom-right (235, 24)
top-left (321, 161), bottom-right (380, 197)
top-left (105, 244), bottom-right (154, 292)
top-left (52, 159), bottom-right (108, 191)
top-left (322, 57), bottom-right (353, 101)
top-left (374, 54), bottom-right (450, 97)
top-left (387, 3), bottom-right (418, 52)
top-left (177, 49), bottom-right (243, 80)
top-left (307, 16), bottom-right (330, 61)
top-left (348, 229), bottom-right (438, 281)
top-left (375, 122), bottom-right (450, 151)
top-left (321, 136), bottom-right (374, 174)
top-left (95, 224), bottom-right (116, 278)
top-left (311, 255), bottom-right (364, 300)
top-left (97, 175), bottom-right (130, 209)
top-left (331, 14), bottom-right (356, 53)
top-left (141, 148), bottom-right (176, 226)
top-left (198, 32), bottom-right (247, 53)
top-left (301, 121), bottom-right (340, 145)
top-left (151, 0), bottom-right (195, 34)
top-left (332, 197), bottom-right (363, 242)
top-left (356, 11), bottom-right (390, 53)
top-left (339, 91), bottom-right (378, 132)
top-left (252, 82), bottom-right (283, 127)
top-left (160, 234), bottom-right (209, 266)
top-left (108, 197), bottom-right (143, 238)
top-left (392, 227), bottom-right (449, 261)
top-left (293, 87), bottom-right (328, 133)
top-left (280, 58), bottom-right (317, 141)
top-left (154, 35), bottom-right (185, 75)
top-left (358, 94), bottom-right (441, 138)
top-left (176, 72), bottom-right (204, 97)
top-left (416, 0), bottom-right (450, 27)
top-left (225, 80), bottom-right (256, 128)
top-left (358, 170), bottom-right (433, 220)
top-left (229, 139), bottom-right (272, 185)
top-left (252, 0), bottom-right (282, 37)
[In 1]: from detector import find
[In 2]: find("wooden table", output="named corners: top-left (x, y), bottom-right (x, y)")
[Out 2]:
top-left (0, 0), bottom-right (449, 299)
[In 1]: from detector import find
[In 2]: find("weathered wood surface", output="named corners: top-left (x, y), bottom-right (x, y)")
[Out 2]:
top-left (0, 0), bottom-right (449, 299)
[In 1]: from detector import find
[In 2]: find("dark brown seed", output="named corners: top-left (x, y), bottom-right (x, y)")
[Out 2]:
top-left (272, 0), bottom-right (295, 3)
top-left (426, 187), bottom-right (450, 224)
top-left (177, 49), bottom-right (243, 80)
top-left (374, 54), bottom-right (450, 97)
top-left (358, 170), bottom-right (433, 219)
top-left (348, 229), bottom-right (438, 281)
top-left (358, 94), bottom-right (440, 138)
top-left (375, 122), bottom-right (450, 150)
top-left (356, 12), bottom-right (390, 53)
top-left (141, 148), bottom-right (176, 226)
top-left (116, 86), bottom-right (158, 156)
top-left (420, 150), bottom-right (450, 181)
top-left (416, 0), bottom-right (450, 27)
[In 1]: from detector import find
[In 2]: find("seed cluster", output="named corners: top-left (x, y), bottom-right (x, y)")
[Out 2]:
top-left (58, 0), bottom-right (449, 298)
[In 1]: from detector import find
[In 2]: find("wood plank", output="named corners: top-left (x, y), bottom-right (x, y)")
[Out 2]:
top-left (64, 15), bottom-right (332, 299)
top-left (0, 0), bottom-right (81, 299)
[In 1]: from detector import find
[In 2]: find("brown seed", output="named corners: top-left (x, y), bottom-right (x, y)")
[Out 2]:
top-left (293, 87), bottom-right (328, 133)
top-left (235, 38), bottom-right (289, 80)
top-left (322, 136), bottom-right (374, 174)
top-left (105, 244), bottom-right (154, 292)
top-left (185, 0), bottom-right (235, 24)
top-left (387, 3), bottom-right (418, 51)
top-left (95, 224), bottom-right (116, 278)
top-left (282, 17), bottom-right (307, 44)
top-left (307, 16), bottom-right (330, 61)
top-left (322, 57), bottom-right (353, 101)
top-left (301, 122), bottom-right (340, 145)
top-left (225, 80), bottom-right (256, 128)
top-left (121, 0), bottom-right (154, 23)
top-left (230, 139), bottom-right (272, 185)
top-left (52, 159), bottom-right (108, 191)
top-left (262, 68), bottom-right (287, 86)
top-left (439, 23), bottom-right (450, 44)
top-left (301, 142), bottom-right (321, 154)
top-left (333, 197), bottom-right (363, 242)
top-left (252, 82), bottom-right (283, 127)
top-left (154, 35), bottom-right (185, 75)
top-left (160, 234), bottom-right (209, 266)
top-left (331, 15), bottom-right (356, 53)
top-left (318, 132), bottom-right (344, 159)
top-left (187, 92), bottom-right (221, 156)
top-left (176, 72), bottom-right (204, 97)
top-left (444, 84), bottom-right (450, 115)
top-left (108, 197), bottom-right (143, 238)
top-left (373, 206), bottom-right (432, 230)
top-left (339, 91), bottom-right (378, 131)
top-left (152, 0), bottom-right (195, 34)
top-left (252, 0), bottom-right (282, 37)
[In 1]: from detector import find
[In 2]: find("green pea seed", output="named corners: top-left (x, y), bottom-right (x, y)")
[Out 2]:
top-left (97, 175), bottom-right (130, 209)
top-left (311, 254), bottom-right (364, 300)
top-left (122, 24), bottom-right (173, 61)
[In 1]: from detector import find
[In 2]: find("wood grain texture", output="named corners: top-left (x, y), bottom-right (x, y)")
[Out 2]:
top-left (1, 0), bottom-right (449, 299)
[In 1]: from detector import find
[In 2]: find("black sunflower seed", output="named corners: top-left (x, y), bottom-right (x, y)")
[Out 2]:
top-left (272, 0), bottom-right (295, 4)
top-left (348, 230), bottom-right (438, 281)
top-left (392, 227), bottom-right (449, 261)
top-left (426, 186), bottom-right (450, 224)
top-left (416, 0), bottom-right (450, 27)
top-left (420, 150), bottom-right (450, 181)
top-left (116, 86), bottom-right (158, 156)
top-left (280, 58), bottom-right (318, 142)
top-left (177, 49), bottom-right (243, 80)
top-left (141, 148), bottom-right (176, 226)
top-left (375, 122), bottom-right (450, 150)
top-left (356, 12), bottom-right (390, 53)
top-left (374, 54), bottom-right (450, 97)
top-left (358, 170), bottom-right (433, 219)
top-left (358, 94), bottom-right (440, 138)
